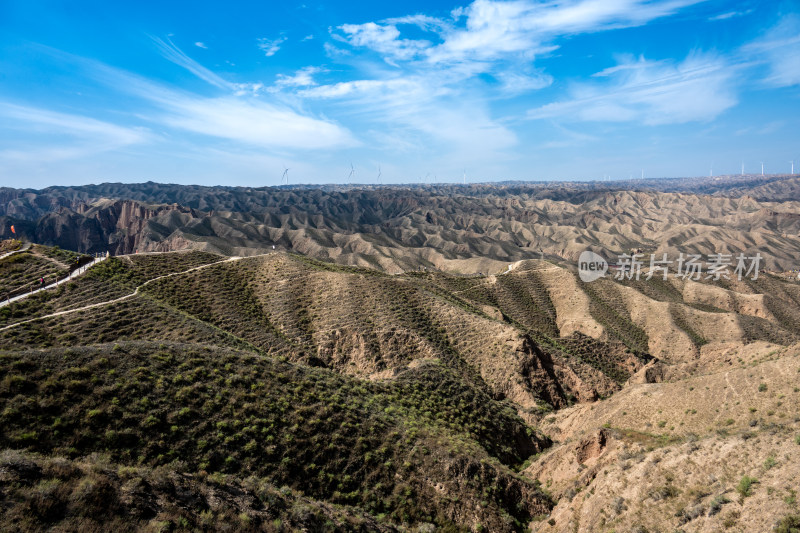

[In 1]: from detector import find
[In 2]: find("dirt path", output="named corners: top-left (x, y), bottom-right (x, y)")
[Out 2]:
top-left (0, 253), bottom-right (270, 332)
top-left (30, 250), bottom-right (71, 270)
top-left (0, 242), bottom-right (31, 261)
top-left (448, 264), bottom-right (561, 296)
top-left (725, 371), bottom-right (742, 401)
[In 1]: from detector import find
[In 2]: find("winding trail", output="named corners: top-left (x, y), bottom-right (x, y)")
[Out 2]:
top-left (448, 263), bottom-right (560, 296)
top-left (0, 241), bottom-right (31, 261)
top-left (1, 255), bottom-right (109, 309)
top-left (0, 253), bottom-right (270, 333)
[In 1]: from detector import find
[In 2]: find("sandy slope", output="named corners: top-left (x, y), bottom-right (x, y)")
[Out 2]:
top-left (537, 266), bottom-right (605, 339)
top-left (527, 341), bottom-right (800, 532)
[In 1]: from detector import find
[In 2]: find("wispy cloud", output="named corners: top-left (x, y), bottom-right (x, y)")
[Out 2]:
top-left (258, 36), bottom-right (287, 57)
top-left (332, 0), bottom-right (707, 68)
top-left (233, 82), bottom-right (265, 96)
top-left (159, 96), bottom-right (356, 150)
top-left (298, 71), bottom-right (515, 164)
top-left (592, 55), bottom-right (667, 76)
top-left (298, 78), bottom-right (423, 99)
top-left (335, 22), bottom-right (432, 64)
top-left (742, 15), bottom-right (800, 88)
top-left (5, 0), bottom-right (799, 185)
top-left (494, 71), bottom-right (553, 95)
top-left (528, 52), bottom-right (739, 124)
top-left (320, 0), bottom-right (710, 127)
top-left (709, 9), bottom-right (752, 21)
top-left (274, 66), bottom-right (324, 89)
top-left (383, 14), bottom-right (450, 32)
top-left (36, 45), bottom-right (357, 152)
top-left (284, 0), bottom-right (716, 169)
top-left (151, 36), bottom-right (232, 90)
top-left (436, 0), bottom-right (707, 64)
top-left (0, 102), bottom-right (151, 162)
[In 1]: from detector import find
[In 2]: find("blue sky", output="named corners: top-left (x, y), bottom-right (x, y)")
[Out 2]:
top-left (0, 0), bottom-right (798, 187)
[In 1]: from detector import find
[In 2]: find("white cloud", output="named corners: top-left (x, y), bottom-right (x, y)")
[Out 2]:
top-left (194, 42), bottom-right (208, 49)
top-left (592, 55), bottom-right (667, 76)
top-left (297, 72), bottom-right (515, 164)
top-left (743, 15), bottom-right (800, 88)
top-left (531, 0), bottom-right (706, 32)
top-left (528, 53), bottom-right (738, 125)
top-left (394, 102), bottom-right (518, 159)
top-left (274, 66), bottom-right (323, 89)
top-left (0, 102), bottom-right (151, 162)
top-left (428, 0), bottom-right (707, 64)
top-left (233, 82), bottom-right (265, 96)
top-left (298, 78), bottom-right (422, 99)
top-left (494, 71), bottom-right (553, 94)
top-left (336, 22), bottom-right (431, 62)
top-left (47, 47), bottom-right (358, 152)
top-left (302, 34), bottom-right (314, 41)
top-left (151, 36), bottom-right (232, 90)
top-left (258, 36), bottom-right (287, 57)
top-left (330, 0), bottom-right (706, 87)
top-left (159, 96), bottom-right (356, 150)
top-left (383, 14), bottom-right (450, 32)
top-left (429, 0), bottom-right (547, 63)
top-left (709, 10), bottom-right (752, 21)
top-left (320, 42), bottom-right (339, 57)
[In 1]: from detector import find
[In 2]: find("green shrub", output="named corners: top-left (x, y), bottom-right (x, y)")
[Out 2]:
top-left (775, 515), bottom-right (800, 533)
top-left (736, 476), bottom-right (757, 498)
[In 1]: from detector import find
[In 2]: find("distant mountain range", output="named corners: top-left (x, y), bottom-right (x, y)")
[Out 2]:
top-left (2, 175), bottom-right (799, 273)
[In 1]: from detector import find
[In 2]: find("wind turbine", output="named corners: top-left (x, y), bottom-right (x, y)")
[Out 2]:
top-left (761, 162), bottom-right (764, 176)
top-left (377, 166), bottom-right (382, 184)
top-left (463, 169), bottom-right (466, 185)
top-left (791, 161), bottom-right (795, 175)
top-left (741, 161), bottom-right (744, 176)
top-left (710, 163), bottom-right (713, 178)
top-left (347, 162), bottom-right (355, 181)
top-left (281, 166), bottom-right (289, 185)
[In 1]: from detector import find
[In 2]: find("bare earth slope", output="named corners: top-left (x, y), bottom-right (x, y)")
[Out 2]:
top-left (2, 243), bottom-right (800, 530)
top-left (528, 341), bottom-right (800, 532)
top-left (2, 176), bottom-right (800, 272)
top-left (2, 174), bottom-right (800, 531)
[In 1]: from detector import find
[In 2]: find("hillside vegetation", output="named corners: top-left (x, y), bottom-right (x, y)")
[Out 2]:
top-left (2, 236), bottom-right (800, 531)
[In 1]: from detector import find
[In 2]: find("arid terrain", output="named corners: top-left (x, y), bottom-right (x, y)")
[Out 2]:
top-left (2, 175), bottom-right (800, 273)
top-left (1, 176), bottom-right (799, 532)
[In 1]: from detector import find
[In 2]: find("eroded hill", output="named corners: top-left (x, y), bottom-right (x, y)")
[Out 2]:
top-left (2, 246), bottom-right (800, 531)
top-left (2, 177), bottom-right (800, 273)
